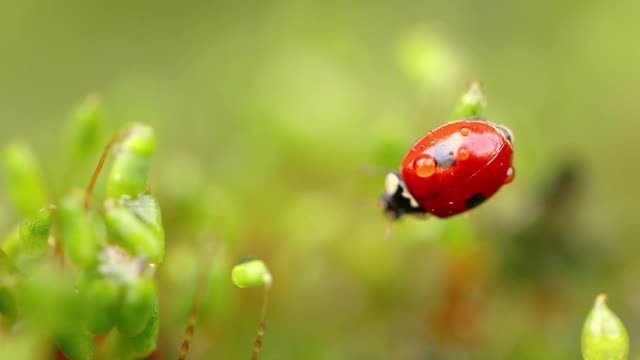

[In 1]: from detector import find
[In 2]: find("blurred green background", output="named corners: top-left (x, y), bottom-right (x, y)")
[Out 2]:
top-left (2, 0), bottom-right (640, 358)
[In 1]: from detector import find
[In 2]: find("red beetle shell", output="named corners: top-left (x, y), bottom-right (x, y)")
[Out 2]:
top-left (401, 119), bottom-right (514, 217)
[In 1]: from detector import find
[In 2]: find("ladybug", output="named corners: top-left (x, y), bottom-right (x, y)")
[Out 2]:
top-left (382, 119), bottom-right (514, 219)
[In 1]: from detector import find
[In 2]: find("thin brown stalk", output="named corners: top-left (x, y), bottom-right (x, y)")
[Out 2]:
top-left (252, 282), bottom-right (271, 360)
top-left (178, 273), bottom-right (207, 360)
top-left (84, 130), bottom-right (123, 210)
top-left (178, 240), bottom-right (218, 360)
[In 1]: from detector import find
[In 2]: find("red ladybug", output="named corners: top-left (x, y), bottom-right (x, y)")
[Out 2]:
top-left (382, 119), bottom-right (514, 219)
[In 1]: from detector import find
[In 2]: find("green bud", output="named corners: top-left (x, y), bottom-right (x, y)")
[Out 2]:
top-left (450, 81), bottom-right (488, 120)
top-left (117, 278), bottom-right (156, 337)
top-left (56, 331), bottom-right (96, 360)
top-left (2, 142), bottom-right (47, 216)
top-left (19, 208), bottom-right (52, 258)
top-left (86, 277), bottom-right (121, 334)
top-left (66, 95), bottom-right (106, 166)
top-left (123, 297), bottom-right (160, 357)
top-left (582, 294), bottom-right (629, 360)
top-left (107, 124), bottom-right (156, 198)
top-left (232, 257), bottom-right (272, 288)
top-left (120, 193), bottom-right (165, 263)
top-left (0, 287), bottom-right (17, 319)
top-left (104, 201), bottom-right (162, 263)
top-left (59, 191), bottom-right (98, 268)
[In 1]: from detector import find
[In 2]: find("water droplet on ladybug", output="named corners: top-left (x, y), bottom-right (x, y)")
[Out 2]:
top-left (429, 140), bottom-right (436, 146)
top-left (448, 201), bottom-right (454, 205)
top-left (505, 167), bottom-right (515, 184)
top-left (419, 144), bottom-right (426, 150)
top-left (458, 147), bottom-right (470, 160)
top-left (460, 127), bottom-right (470, 136)
top-left (413, 155), bottom-right (436, 178)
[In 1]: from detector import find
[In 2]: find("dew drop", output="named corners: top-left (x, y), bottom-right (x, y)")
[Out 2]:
top-left (458, 148), bottom-right (470, 160)
top-left (429, 140), bottom-right (436, 146)
top-left (460, 127), bottom-right (470, 136)
top-left (448, 201), bottom-right (454, 205)
top-left (413, 155), bottom-right (436, 178)
top-left (504, 167), bottom-right (515, 184)
top-left (419, 144), bottom-right (426, 150)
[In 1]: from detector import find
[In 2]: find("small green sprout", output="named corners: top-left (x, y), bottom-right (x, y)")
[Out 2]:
top-left (450, 81), bottom-right (488, 120)
top-left (58, 191), bottom-right (98, 268)
top-left (65, 94), bottom-right (106, 167)
top-left (85, 277), bottom-right (121, 335)
top-left (56, 330), bottom-right (97, 360)
top-left (0, 96), bottom-right (165, 359)
top-left (124, 296), bottom-right (160, 357)
top-left (116, 277), bottom-right (157, 337)
top-left (232, 256), bottom-right (272, 360)
top-left (582, 293), bottom-right (629, 360)
top-left (106, 124), bottom-right (157, 198)
top-left (19, 207), bottom-right (52, 258)
top-left (2, 142), bottom-right (48, 216)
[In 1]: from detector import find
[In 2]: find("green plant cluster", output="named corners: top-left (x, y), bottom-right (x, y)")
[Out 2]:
top-left (0, 97), bottom-right (163, 359)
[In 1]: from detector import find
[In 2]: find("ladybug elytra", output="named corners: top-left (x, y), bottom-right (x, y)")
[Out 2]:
top-left (382, 119), bottom-right (514, 219)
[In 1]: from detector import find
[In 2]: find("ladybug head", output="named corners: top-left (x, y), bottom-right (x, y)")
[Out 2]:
top-left (496, 125), bottom-right (513, 144)
top-left (381, 173), bottom-right (426, 219)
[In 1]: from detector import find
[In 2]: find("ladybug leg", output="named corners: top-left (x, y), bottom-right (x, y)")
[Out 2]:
top-left (381, 172), bottom-right (427, 219)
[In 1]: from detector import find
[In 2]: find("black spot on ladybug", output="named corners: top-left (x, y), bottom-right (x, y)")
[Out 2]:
top-left (497, 126), bottom-right (512, 143)
top-left (465, 193), bottom-right (487, 209)
top-left (433, 143), bottom-right (456, 168)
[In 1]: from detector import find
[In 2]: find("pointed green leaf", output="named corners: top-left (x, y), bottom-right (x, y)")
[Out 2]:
top-left (450, 81), bottom-right (488, 120)
top-left (104, 200), bottom-right (163, 264)
top-left (582, 294), bottom-right (629, 360)
top-left (120, 193), bottom-right (165, 255)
